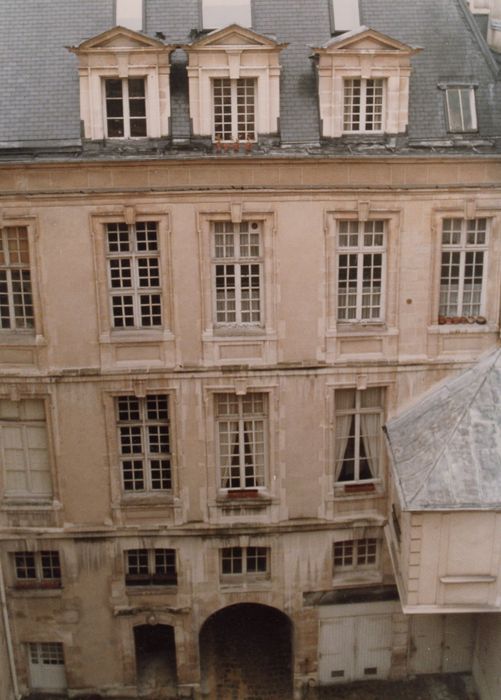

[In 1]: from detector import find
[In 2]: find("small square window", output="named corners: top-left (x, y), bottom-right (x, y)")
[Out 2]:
top-left (445, 87), bottom-right (477, 132)
top-left (13, 551), bottom-right (62, 588)
top-left (202, 0), bottom-right (252, 29)
top-left (333, 539), bottom-right (378, 572)
top-left (125, 548), bottom-right (177, 586)
top-left (220, 546), bottom-right (270, 580)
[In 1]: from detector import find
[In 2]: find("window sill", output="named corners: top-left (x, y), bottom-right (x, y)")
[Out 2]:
top-left (217, 491), bottom-right (273, 508)
top-left (1, 499), bottom-right (61, 511)
top-left (332, 571), bottom-right (383, 588)
top-left (333, 482), bottom-right (383, 499)
top-left (428, 322), bottom-right (497, 334)
top-left (9, 587), bottom-right (63, 598)
top-left (100, 329), bottom-right (175, 344)
top-left (328, 325), bottom-right (398, 337)
top-left (220, 579), bottom-right (271, 591)
top-left (126, 585), bottom-right (178, 595)
top-left (120, 493), bottom-right (175, 508)
top-left (0, 332), bottom-right (46, 346)
top-left (207, 327), bottom-right (276, 339)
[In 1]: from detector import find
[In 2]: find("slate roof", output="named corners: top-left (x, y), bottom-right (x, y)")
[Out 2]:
top-left (1, 0), bottom-right (501, 153)
top-left (384, 349), bottom-right (501, 512)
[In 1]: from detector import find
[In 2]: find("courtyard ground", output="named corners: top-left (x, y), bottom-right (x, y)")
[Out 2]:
top-left (314, 673), bottom-right (478, 700)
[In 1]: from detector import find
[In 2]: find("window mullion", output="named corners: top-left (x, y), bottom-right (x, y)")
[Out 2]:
top-left (238, 401), bottom-right (245, 487)
top-left (356, 250), bottom-right (364, 320)
top-left (21, 424), bottom-right (33, 492)
top-left (458, 245), bottom-right (466, 316)
top-left (235, 263), bottom-right (243, 324)
top-left (131, 246), bottom-right (141, 327)
top-left (231, 80), bottom-right (238, 141)
top-left (141, 403), bottom-right (150, 490)
top-left (360, 81), bottom-right (367, 131)
top-left (123, 79), bottom-right (131, 138)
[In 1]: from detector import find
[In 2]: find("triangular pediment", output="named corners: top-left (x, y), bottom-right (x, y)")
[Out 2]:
top-left (315, 26), bottom-right (419, 55)
top-left (187, 24), bottom-right (286, 50)
top-left (71, 26), bottom-right (169, 52)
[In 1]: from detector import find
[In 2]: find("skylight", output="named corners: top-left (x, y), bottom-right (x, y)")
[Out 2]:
top-left (332, 0), bottom-right (360, 33)
top-left (116, 0), bottom-right (143, 31)
top-left (202, 0), bottom-right (252, 29)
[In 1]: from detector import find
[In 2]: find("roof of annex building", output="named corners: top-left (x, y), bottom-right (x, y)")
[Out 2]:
top-left (1, 0), bottom-right (501, 158)
top-left (385, 348), bottom-right (501, 512)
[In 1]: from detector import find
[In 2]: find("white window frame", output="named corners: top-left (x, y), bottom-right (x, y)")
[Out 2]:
top-left (334, 388), bottom-right (384, 485)
top-left (124, 548), bottom-right (177, 586)
top-left (103, 77), bottom-right (147, 139)
top-left (13, 551), bottom-right (61, 588)
top-left (333, 538), bottom-right (379, 572)
top-left (439, 218), bottom-right (488, 319)
top-left (343, 78), bottom-right (386, 133)
top-left (0, 399), bottom-right (53, 500)
top-left (212, 78), bottom-right (257, 143)
top-left (201, 0), bottom-right (252, 29)
top-left (336, 220), bottom-right (386, 322)
top-left (116, 394), bottom-right (172, 494)
top-left (0, 226), bottom-right (34, 331)
top-left (445, 87), bottom-right (478, 133)
top-left (106, 221), bottom-right (162, 329)
top-left (216, 392), bottom-right (267, 492)
top-left (220, 545), bottom-right (270, 581)
top-left (212, 220), bottom-right (263, 327)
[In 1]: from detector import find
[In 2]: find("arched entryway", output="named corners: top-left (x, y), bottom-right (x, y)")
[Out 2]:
top-left (199, 603), bottom-right (293, 700)
top-left (134, 623), bottom-right (177, 697)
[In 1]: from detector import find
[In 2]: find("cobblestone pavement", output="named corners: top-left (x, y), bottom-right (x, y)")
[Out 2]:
top-left (24, 673), bottom-right (480, 700)
top-left (314, 674), bottom-right (478, 700)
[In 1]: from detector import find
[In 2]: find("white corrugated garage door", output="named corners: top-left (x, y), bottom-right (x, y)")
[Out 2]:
top-left (408, 614), bottom-right (475, 675)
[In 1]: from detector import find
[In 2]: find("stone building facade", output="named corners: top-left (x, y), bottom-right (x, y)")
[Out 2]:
top-left (0, 1), bottom-right (500, 699)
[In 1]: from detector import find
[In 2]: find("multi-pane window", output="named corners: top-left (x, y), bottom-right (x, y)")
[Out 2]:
top-left (213, 221), bottom-right (262, 326)
top-left (439, 218), bottom-right (487, 318)
top-left (106, 222), bottom-right (162, 329)
top-left (213, 78), bottom-right (256, 142)
top-left (202, 0), bottom-right (252, 29)
top-left (116, 395), bottom-right (172, 493)
top-left (14, 551), bottom-right (61, 588)
top-left (0, 227), bottom-right (34, 330)
top-left (335, 388), bottom-right (383, 483)
top-left (216, 393), bottom-right (266, 490)
top-left (0, 399), bottom-right (52, 499)
top-left (343, 79), bottom-right (385, 132)
top-left (333, 539), bottom-right (378, 570)
top-left (445, 87), bottom-right (477, 132)
top-left (28, 642), bottom-right (66, 691)
top-left (104, 78), bottom-right (147, 138)
top-left (220, 546), bottom-right (270, 579)
top-left (125, 548), bottom-right (177, 586)
top-left (337, 220), bottom-right (385, 321)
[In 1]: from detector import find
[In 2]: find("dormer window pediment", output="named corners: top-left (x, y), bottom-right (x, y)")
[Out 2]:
top-left (185, 25), bottom-right (287, 143)
top-left (314, 27), bottom-right (421, 138)
top-left (69, 27), bottom-right (175, 141)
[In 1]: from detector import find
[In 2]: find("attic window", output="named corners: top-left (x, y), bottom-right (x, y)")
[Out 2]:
top-left (116, 0), bottom-right (143, 31)
top-left (445, 87), bottom-right (478, 133)
top-left (331, 0), bottom-right (360, 33)
top-left (202, 0), bottom-right (252, 29)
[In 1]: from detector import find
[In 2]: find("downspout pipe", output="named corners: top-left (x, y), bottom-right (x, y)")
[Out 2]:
top-left (0, 557), bottom-right (22, 699)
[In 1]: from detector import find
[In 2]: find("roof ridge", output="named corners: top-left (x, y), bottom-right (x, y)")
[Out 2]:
top-left (407, 348), bottom-right (501, 505)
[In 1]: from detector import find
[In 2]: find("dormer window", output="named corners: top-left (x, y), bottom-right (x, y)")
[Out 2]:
top-left (331, 0), bottom-right (360, 33)
top-left (105, 78), bottom-right (147, 138)
top-left (445, 87), bottom-right (478, 133)
top-left (69, 27), bottom-right (174, 141)
top-left (116, 0), bottom-right (143, 31)
top-left (202, 0), bottom-right (252, 29)
top-left (343, 78), bottom-right (384, 132)
top-left (185, 25), bottom-right (286, 144)
top-left (314, 27), bottom-right (420, 139)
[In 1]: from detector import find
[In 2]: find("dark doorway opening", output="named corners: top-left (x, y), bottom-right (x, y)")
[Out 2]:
top-left (200, 603), bottom-right (293, 699)
top-left (134, 623), bottom-right (177, 697)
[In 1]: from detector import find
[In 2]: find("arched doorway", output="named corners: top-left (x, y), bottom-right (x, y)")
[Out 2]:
top-left (199, 603), bottom-right (293, 700)
top-left (134, 623), bottom-right (177, 697)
